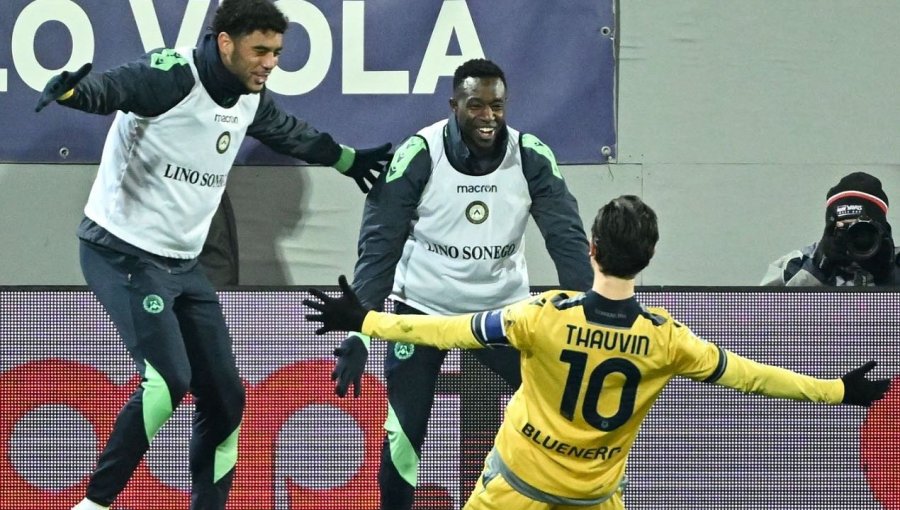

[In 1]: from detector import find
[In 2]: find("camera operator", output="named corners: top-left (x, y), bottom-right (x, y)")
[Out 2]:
top-left (761, 172), bottom-right (900, 286)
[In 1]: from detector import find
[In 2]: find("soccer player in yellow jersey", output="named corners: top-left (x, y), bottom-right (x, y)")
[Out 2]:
top-left (304, 195), bottom-right (891, 509)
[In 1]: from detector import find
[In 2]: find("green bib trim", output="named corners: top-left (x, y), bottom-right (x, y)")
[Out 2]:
top-left (150, 49), bottom-right (188, 71)
top-left (522, 133), bottom-right (562, 179)
top-left (386, 137), bottom-right (427, 183)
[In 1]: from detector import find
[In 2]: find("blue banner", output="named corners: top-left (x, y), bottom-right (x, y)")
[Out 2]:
top-left (0, 0), bottom-right (615, 164)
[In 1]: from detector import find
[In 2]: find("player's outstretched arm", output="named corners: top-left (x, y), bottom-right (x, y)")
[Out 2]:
top-left (841, 361), bottom-right (891, 407)
top-left (35, 63), bottom-right (92, 112)
top-left (706, 349), bottom-right (891, 407)
top-left (303, 276), bottom-right (486, 350)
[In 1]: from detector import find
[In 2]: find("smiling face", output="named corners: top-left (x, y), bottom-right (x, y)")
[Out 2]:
top-left (218, 29), bottom-right (283, 93)
top-left (450, 76), bottom-right (507, 157)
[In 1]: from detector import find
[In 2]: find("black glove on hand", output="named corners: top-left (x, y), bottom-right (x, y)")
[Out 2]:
top-left (332, 333), bottom-right (369, 398)
top-left (841, 361), bottom-right (891, 407)
top-left (302, 275), bottom-right (368, 334)
top-left (341, 143), bottom-right (392, 193)
top-left (813, 221), bottom-right (841, 275)
top-left (35, 63), bottom-right (92, 112)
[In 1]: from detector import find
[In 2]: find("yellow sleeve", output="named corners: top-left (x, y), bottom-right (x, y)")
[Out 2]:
top-left (667, 318), bottom-right (844, 404)
top-left (667, 318), bottom-right (727, 381)
top-left (491, 294), bottom-right (543, 352)
top-left (359, 295), bottom-right (541, 351)
top-left (360, 311), bottom-right (484, 350)
top-left (716, 351), bottom-right (845, 404)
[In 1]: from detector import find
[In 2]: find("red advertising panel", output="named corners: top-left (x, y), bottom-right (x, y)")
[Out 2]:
top-left (1, 289), bottom-right (897, 509)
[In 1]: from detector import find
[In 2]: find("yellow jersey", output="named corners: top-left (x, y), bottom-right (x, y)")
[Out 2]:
top-left (361, 289), bottom-right (845, 502)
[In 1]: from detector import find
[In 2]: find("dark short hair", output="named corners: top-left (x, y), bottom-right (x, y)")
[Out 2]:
top-left (452, 58), bottom-right (507, 93)
top-left (591, 195), bottom-right (659, 278)
top-left (212, 0), bottom-right (288, 37)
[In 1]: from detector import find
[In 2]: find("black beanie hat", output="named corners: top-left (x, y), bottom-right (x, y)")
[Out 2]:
top-left (825, 172), bottom-right (889, 225)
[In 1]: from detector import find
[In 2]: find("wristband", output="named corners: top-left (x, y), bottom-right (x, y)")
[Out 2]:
top-left (333, 145), bottom-right (355, 173)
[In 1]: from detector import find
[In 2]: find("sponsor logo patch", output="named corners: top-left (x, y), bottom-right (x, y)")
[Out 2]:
top-left (835, 204), bottom-right (863, 218)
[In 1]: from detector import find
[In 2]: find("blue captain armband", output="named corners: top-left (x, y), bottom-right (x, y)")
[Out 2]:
top-left (470, 309), bottom-right (510, 347)
top-left (701, 345), bottom-right (728, 384)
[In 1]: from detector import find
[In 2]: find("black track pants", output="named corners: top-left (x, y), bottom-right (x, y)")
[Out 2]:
top-left (80, 241), bottom-right (245, 509)
top-left (378, 302), bottom-right (522, 510)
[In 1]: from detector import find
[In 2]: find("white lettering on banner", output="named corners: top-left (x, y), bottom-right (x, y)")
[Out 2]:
top-left (130, 0), bottom-right (210, 51)
top-left (268, 0), bottom-right (333, 95)
top-left (3, 0), bottom-right (484, 95)
top-left (11, 0), bottom-right (95, 91)
top-left (342, 1), bottom-right (408, 94)
top-left (413, 0), bottom-right (484, 94)
top-left (341, 1), bottom-right (485, 95)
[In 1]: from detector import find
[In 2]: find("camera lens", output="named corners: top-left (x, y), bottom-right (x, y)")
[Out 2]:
top-left (845, 221), bottom-right (882, 260)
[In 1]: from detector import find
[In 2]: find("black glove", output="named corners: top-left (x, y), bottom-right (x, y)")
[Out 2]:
top-left (841, 361), bottom-right (891, 407)
top-left (331, 333), bottom-right (370, 398)
top-left (339, 143), bottom-right (392, 193)
top-left (35, 63), bottom-right (92, 112)
top-left (813, 220), bottom-right (842, 276)
top-left (302, 275), bottom-right (368, 334)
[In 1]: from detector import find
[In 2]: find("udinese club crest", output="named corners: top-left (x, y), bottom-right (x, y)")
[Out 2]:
top-left (466, 201), bottom-right (488, 224)
top-left (216, 132), bottom-right (231, 154)
top-left (394, 342), bottom-right (415, 360)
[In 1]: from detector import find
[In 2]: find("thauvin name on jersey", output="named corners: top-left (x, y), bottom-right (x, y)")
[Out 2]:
top-left (565, 325), bottom-right (650, 357)
top-left (163, 164), bottom-right (227, 188)
top-left (424, 240), bottom-right (517, 260)
top-left (522, 422), bottom-right (622, 460)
